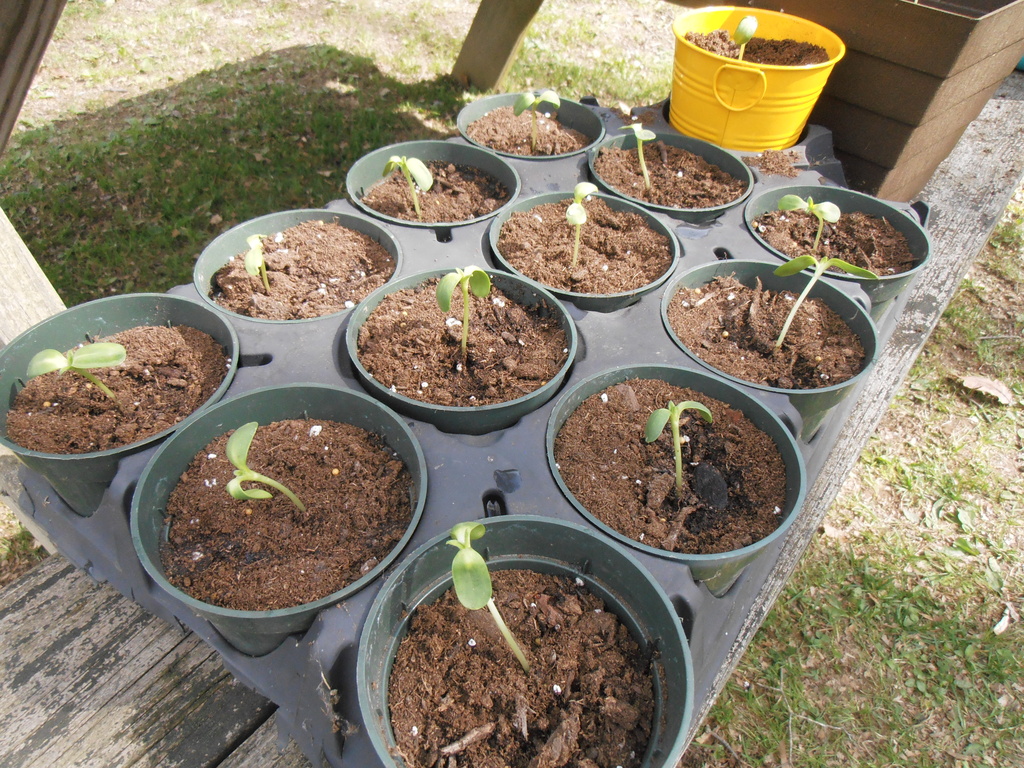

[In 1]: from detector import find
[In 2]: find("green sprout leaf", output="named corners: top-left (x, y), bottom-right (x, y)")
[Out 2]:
top-left (436, 266), bottom-right (492, 358)
top-left (566, 202), bottom-right (587, 227)
top-left (225, 421), bottom-right (306, 512)
top-left (573, 182), bottom-right (598, 205)
top-left (244, 234), bottom-right (271, 293)
top-left (621, 123), bottom-right (656, 191)
top-left (513, 90), bottom-right (562, 152)
top-left (645, 400), bottom-right (714, 496)
top-left (26, 342), bottom-right (126, 404)
top-left (447, 521), bottom-right (530, 672)
top-left (734, 15), bottom-right (758, 60)
top-left (384, 155), bottom-right (433, 220)
top-left (777, 195), bottom-right (842, 251)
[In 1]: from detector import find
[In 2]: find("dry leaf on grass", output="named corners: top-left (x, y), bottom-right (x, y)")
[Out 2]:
top-left (962, 375), bottom-right (1015, 405)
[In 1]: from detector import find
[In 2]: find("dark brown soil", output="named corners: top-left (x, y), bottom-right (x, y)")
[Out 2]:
top-left (743, 149), bottom-right (800, 178)
top-left (666, 274), bottom-right (866, 389)
top-left (6, 325), bottom-right (228, 454)
top-left (593, 141), bottom-right (748, 210)
top-left (360, 161), bottom-right (510, 223)
top-left (210, 219), bottom-right (396, 320)
top-left (159, 418), bottom-right (413, 611)
top-left (356, 278), bottom-right (570, 407)
top-left (466, 105), bottom-right (591, 156)
top-left (752, 209), bottom-right (917, 276)
top-left (496, 197), bottom-right (674, 294)
top-left (555, 378), bottom-right (787, 554)
top-left (388, 568), bottom-right (655, 768)
top-left (685, 29), bottom-right (830, 66)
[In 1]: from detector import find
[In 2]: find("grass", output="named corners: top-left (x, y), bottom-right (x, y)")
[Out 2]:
top-left (1, 0), bottom-right (1023, 764)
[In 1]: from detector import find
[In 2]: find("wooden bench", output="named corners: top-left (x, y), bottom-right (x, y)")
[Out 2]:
top-left (1, 58), bottom-right (1022, 768)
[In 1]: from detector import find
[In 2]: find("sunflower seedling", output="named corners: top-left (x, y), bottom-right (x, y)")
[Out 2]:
top-left (777, 194), bottom-right (841, 253)
top-left (436, 266), bottom-right (491, 359)
top-left (773, 253), bottom-right (877, 349)
top-left (513, 89), bottom-right (561, 153)
top-left (733, 15), bottom-right (758, 61)
top-left (447, 521), bottom-right (530, 673)
top-left (566, 182), bottom-right (599, 269)
top-left (621, 123), bottom-right (657, 191)
top-left (645, 400), bottom-right (714, 497)
top-left (244, 234), bottom-right (271, 293)
top-left (26, 342), bottom-right (126, 404)
top-left (226, 421), bottom-right (306, 512)
top-left (383, 155), bottom-right (433, 220)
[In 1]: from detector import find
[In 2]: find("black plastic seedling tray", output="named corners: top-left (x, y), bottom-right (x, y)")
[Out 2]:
top-left (12, 104), bottom-right (927, 768)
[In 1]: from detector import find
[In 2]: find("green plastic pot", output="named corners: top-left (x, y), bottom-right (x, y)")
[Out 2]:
top-left (744, 184), bottom-right (932, 320)
top-left (587, 131), bottom-right (754, 223)
top-left (488, 191), bottom-right (681, 312)
top-left (356, 515), bottom-right (693, 768)
top-left (345, 140), bottom-right (522, 229)
top-left (546, 365), bottom-right (806, 596)
top-left (0, 293), bottom-right (240, 517)
top-left (130, 383), bottom-right (428, 656)
top-left (345, 269), bottom-right (578, 435)
top-left (456, 92), bottom-right (605, 159)
top-left (193, 208), bottom-right (402, 323)
top-left (661, 260), bottom-right (879, 441)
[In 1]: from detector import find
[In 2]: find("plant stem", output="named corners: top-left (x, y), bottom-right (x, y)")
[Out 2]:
top-left (460, 279), bottom-right (471, 357)
top-left (78, 370), bottom-right (119, 404)
top-left (486, 598), bottom-right (530, 672)
top-left (254, 473), bottom-right (306, 513)
top-left (813, 217), bottom-right (825, 252)
top-left (571, 223), bottom-right (582, 269)
top-left (258, 262), bottom-right (271, 293)
top-left (406, 172), bottom-right (422, 220)
top-left (637, 140), bottom-right (651, 191)
top-left (775, 261), bottom-right (827, 350)
top-left (530, 109), bottom-right (538, 153)
top-left (670, 411), bottom-right (684, 496)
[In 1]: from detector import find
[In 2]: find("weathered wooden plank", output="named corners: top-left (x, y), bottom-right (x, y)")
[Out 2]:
top-left (219, 715), bottom-right (312, 768)
top-left (694, 72), bottom-right (1024, 730)
top-left (0, 0), bottom-right (68, 153)
top-left (0, 555), bottom-right (275, 767)
top-left (451, 0), bottom-right (545, 90)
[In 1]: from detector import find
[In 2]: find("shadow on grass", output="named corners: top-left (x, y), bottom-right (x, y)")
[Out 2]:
top-left (0, 45), bottom-right (468, 306)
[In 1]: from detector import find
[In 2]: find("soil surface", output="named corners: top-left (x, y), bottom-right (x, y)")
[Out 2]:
top-left (466, 105), bottom-right (592, 156)
top-left (356, 278), bottom-right (569, 407)
top-left (6, 325), bottom-right (228, 454)
top-left (159, 417), bottom-right (413, 611)
top-left (496, 197), bottom-right (674, 295)
top-left (210, 219), bottom-right (396, 320)
top-left (593, 141), bottom-right (748, 210)
top-left (752, 209), bottom-right (918, 276)
top-left (685, 30), bottom-right (830, 66)
top-left (388, 568), bottom-right (655, 768)
top-left (360, 161), bottom-right (510, 223)
top-left (555, 378), bottom-right (788, 554)
top-left (666, 274), bottom-right (866, 390)
top-left (743, 149), bottom-right (800, 178)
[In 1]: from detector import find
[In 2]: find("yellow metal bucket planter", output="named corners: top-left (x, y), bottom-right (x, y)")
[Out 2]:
top-left (670, 7), bottom-right (844, 151)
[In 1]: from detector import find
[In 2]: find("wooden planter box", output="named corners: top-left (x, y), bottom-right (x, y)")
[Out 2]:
top-left (751, 0), bottom-right (1024, 200)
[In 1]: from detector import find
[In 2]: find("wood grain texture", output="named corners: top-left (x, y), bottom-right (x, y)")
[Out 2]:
top-left (451, 0), bottom-right (544, 90)
top-left (0, 556), bottom-right (274, 767)
top-left (0, 206), bottom-right (65, 346)
top-left (691, 71), bottom-right (1024, 733)
top-left (219, 716), bottom-right (312, 768)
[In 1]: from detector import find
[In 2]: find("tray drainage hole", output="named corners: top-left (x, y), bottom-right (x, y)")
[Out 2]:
top-left (713, 247), bottom-right (733, 261)
top-left (434, 227), bottom-right (453, 243)
top-left (239, 352), bottom-right (273, 367)
top-left (482, 490), bottom-right (507, 517)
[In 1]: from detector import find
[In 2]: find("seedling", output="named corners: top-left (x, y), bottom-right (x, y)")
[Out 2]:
top-left (733, 15), bottom-right (758, 61)
top-left (773, 253), bottom-right (877, 349)
top-left (447, 521), bottom-right (530, 673)
top-left (513, 89), bottom-right (561, 153)
top-left (244, 234), bottom-right (271, 293)
top-left (225, 421), bottom-right (306, 513)
top-left (26, 342), bottom-right (126, 404)
top-left (645, 400), bottom-right (714, 497)
top-left (566, 182), bottom-right (599, 269)
top-left (436, 266), bottom-right (491, 358)
top-left (383, 155), bottom-right (433, 220)
top-left (777, 194), bottom-right (842, 253)
top-left (621, 123), bottom-right (657, 191)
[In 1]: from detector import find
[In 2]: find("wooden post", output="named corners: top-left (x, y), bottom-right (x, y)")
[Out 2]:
top-left (452, 0), bottom-right (545, 91)
top-left (0, 0), bottom-right (68, 152)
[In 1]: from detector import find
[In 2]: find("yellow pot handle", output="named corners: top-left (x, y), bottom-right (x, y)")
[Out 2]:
top-left (712, 63), bottom-right (767, 112)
